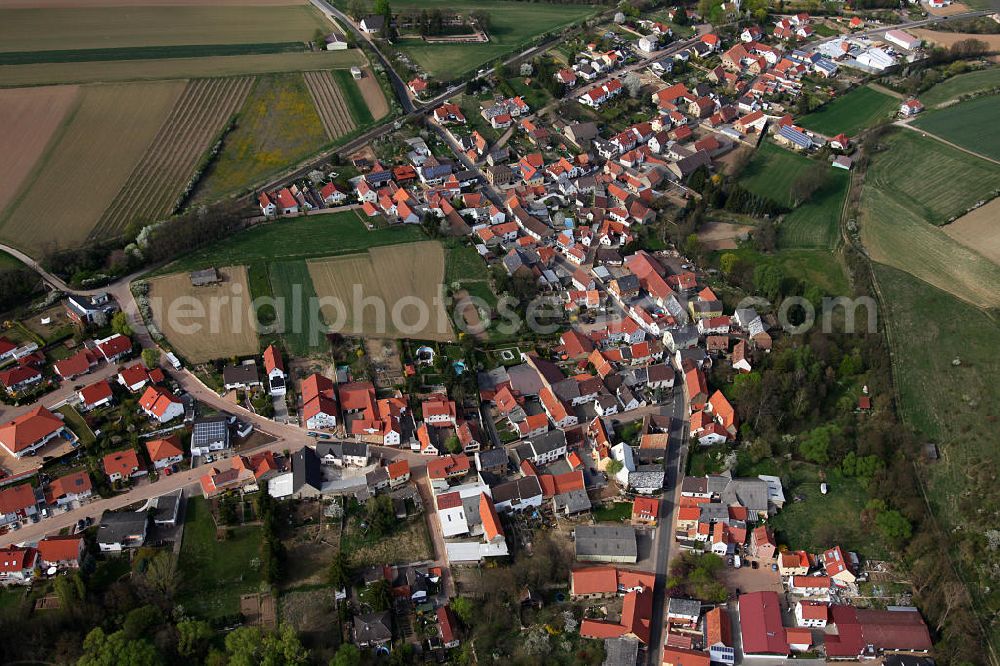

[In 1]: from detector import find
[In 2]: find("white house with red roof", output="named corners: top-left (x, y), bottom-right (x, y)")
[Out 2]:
top-left (0, 545), bottom-right (38, 585)
top-left (37, 535), bottom-right (84, 569)
top-left (0, 405), bottom-right (72, 458)
top-left (117, 362), bottom-right (158, 393)
top-left (320, 182), bottom-right (347, 205)
top-left (263, 344), bottom-right (286, 396)
top-left (423, 397), bottom-right (457, 425)
top-left (301, 373), bottom-right (338, 430)
top-left (0, 484), bottom-right (38, 525)
top-left (94, 334), bottom-right (132, 363)
top-left (0, 365), bottom-right (42, 394)
top-left (54, 348), bottom-right (99, 380)
top-left (821, 545), bottom-right (858, 585)
top-left (146, 435), bottom-right (184, 470)
top-left (138, 386), bottom-right (184, 424)
top-left (258, 192), bottom-right (277, 217)
top-left (900, 98), bottom-right (924, 117)
top-left (78, 380), bottom-right (114, 411)
top-left (45, 470), bottom-right (93, 507)
top-left (102, 449), bottom-right (145, 483)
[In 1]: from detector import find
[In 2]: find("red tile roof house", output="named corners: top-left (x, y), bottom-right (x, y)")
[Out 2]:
top-left (631, 496), bottom-right (658, 526)
top-left (37, 535), bottom-right (85, 569)
top-left (78, 379), bottom-right (114, 411)
top-left (0, 483), bottom-right (39, 525)
top-left (44, 470), bottom-right (93, 507)
top-left (146, 435), bottom-right (184, 470)
top-left (263, 344), bottom-right (287, 396)
top-left (437, 605), bottom-right (460, 648)
top-left (422, 397), bottom-right (457, 425)
top-left (738, 591), bottom-right (789, 657)
top-left (54, 348), bottom-right (98, 380)
top-left (102, 449), bottom-right (146, 484)
top-left (387, 459), bottom-right (410, 488)
top-left (0, 405), bottom-right (73, 458)
top-left (0, 364), bottom-right (43, 394)
top-left (427, 453), bottom-right (471, 491)
top-left (94, 333), bottom-right (132, 363)
top-left (751, 525), bottom-right (777, 559)
top-left (0, 545), bottom-right (39, 585)
top-left (138, 386), bottom-right (184, 424)
top-left (301, 373), bottom-right (338, 430)
top-left (117, 362), bottom-right (163, 393)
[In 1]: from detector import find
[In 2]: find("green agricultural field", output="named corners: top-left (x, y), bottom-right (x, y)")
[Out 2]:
top-left (268, 259), bottom-right (322, 357)
top-left (0, 5), bottom-right (328, 53)
top-left (778, 168), bottom-right (850, 249)
top-left (445, 240), bottom-right (495, 305)
top-left (798, 85), bottom-right (899, 137)
top-left (0, 250), bottom-right (21, 270)
top-left (716, 247), bottom-right (848, 296)
top-left (920, 66), bottom-right (1000, 107)
top-left (740, 141), bottom-right (812, 206)
top-left (164, 210), bottom-right (427, 272)
top-left (381, 0), bottom-right (598, 80)
top-left (194, 73), bottom-right (329, 202)
top-left (860, 131), bottom-right (1000, 308)
top-left (911, 94), bottom-right (1000, 161)
top-left (176, 497), bottom-right (264, 618)
top-left (332, 69), bottom-right (374, 126)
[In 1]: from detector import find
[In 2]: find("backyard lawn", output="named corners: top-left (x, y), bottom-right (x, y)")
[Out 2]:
top-left (798, 85), bottom-right (899, 137)
top-left (176, 497), bottom-right (264, 618)
top-left (57, 405), bottom-right (96, 446)
top-left (592, 502), bottom-right (633, 523)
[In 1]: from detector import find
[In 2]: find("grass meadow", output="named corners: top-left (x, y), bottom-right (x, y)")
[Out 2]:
top-left (740, 141), bottom-right (811, 206)
top-left (177, 497), bottom-right (264, 619)
top-left (164, 210), bottom-right (427, 272)
top-left (798, 85), bottom-right (899, 137)
top-left (269, 259), bottom-right (322, 356)
top-left (381, 0), bottom-right (597, 79)
top-left (911, 94), bottom-right (1000, 161)
top-left (332, 69), bottom-right (374, 126)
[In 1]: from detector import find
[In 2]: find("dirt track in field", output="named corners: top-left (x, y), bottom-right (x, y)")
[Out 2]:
top-left (698, 221), bottom-right (753, 250)
top-left (356, 68), bottom-right (390, 120)
top-left (0, 85), bottom-right (79, 215)
top-left (147, 265), bottom-right (261, 363)
top-left (943, 198), bottom-right (1000, 267)
top-left (912, 29), bottom-right (1000, 56)
top-left (307, 241), bottom-right (454, 341)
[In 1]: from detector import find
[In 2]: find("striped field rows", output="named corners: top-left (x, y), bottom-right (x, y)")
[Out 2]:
top-left (302, 70), bottom-right (355, 140)
top-left (93, 75), bottom-right (254, 236)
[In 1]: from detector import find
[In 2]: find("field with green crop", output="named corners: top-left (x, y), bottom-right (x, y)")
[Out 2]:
top-left (798, 85), bottom-right (899, 137)
top-left (163, 210), bottom-right (428, 272)
top-left (194, 73), bottom-right (328, 202)
top-left (381, 0), bottom-right (598, 79)
top-left (778, 168), bottom-right (849, 249)
top-left (920, 66), bottom-right (1000, 107)
top-left (332, 69), bottom-right (374, 126)
top-left (268, 259), bottom-right (322, 356)
top-left (860, 131), bottom-right (1000, 308)
top-left (911, 94), bottom-right (1000, 161)
top-left (0, 5), bottom-right (328, 53)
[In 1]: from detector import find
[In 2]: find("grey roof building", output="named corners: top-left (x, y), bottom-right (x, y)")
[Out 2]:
top-left (491, 475), bottom-right (543, 510)
top-left (554, 489), bottom-right (592, 515)
top-left (475, 448), bottom-right (509, 473)
top-left (628, 466), bottom-right (664, 494)
top-left (97, 510), bottom-right (149, 552)
top-left (603, 637), bottom-right (640, 666)
top-left (353, 611), bottom-right (392, 647)
top-left (191, 415), bottom-right (230, 453)
top-left (222, 362), bottom-right (261, 389)
top-left (574, 525), bottom-right (638, 563)
top-left (667, 596), bottom-right (702, 620)
top-left (291, 446), bottom-right (324, 498)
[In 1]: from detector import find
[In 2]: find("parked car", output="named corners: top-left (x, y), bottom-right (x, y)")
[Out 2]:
top-left (751, 560), bottom-right (759, 569)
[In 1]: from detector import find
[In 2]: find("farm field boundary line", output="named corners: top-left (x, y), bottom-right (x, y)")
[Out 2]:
top-left (0, 42), bottom-right (308, 66)
top-left (303, 70), bottom-right (355, 139)
top-left (0, 51), bottom-right (364, 87)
